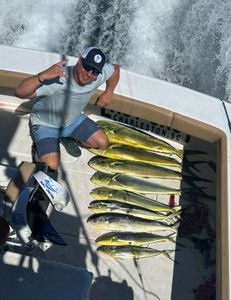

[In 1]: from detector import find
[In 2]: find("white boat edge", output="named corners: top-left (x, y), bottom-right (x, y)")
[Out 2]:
top-left (0, 45), bottom-right (230, 299)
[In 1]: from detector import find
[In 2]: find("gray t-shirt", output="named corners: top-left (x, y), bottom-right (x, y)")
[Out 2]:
top-left (30, 63), bottom-right (114, 128)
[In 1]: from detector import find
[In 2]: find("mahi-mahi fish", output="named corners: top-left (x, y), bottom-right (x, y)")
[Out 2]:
top-left (90, 171), bottom-right (181, 195)
top-left (89, 156), bottom-right (212, 185)
top-left (90, 187), bottom-right (181, 213)
top-left (88, 156), bottom-right (183, 179)
top-left (89, 144), bottom-right (182, 170)
top-left (97, 119), bottom-right (183, 159)
top-left (95, 231), bottom-right (176, 246)
top-left (97, 245), bottom-right (176, 260)
top-left (87, 212), bottom-right (179, 233)
top-left (88, 200), bottom-right (180, 221)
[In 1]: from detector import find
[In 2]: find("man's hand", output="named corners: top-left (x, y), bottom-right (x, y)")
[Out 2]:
top-left (38, 60), bottom-right (67, 82)
top-left (15, 60), bottom-right (68, 99)
top-left (96, 89), bottom-right (114, 107)
top-left (96, 64), bottom-right (120, 108)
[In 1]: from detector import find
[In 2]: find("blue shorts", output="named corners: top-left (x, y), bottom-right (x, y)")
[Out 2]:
top-left (29, 114), bottom-right (101, 157)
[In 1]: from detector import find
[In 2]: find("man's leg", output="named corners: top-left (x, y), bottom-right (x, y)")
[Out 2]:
top-left (28, 127), bottom-right (61, 241)
top-left (33, 138), bottom-right (61, 170)
top-left (30, 123), bottom-right (61, 170)
top-left (82, 128), bottom-right (109, 148)
top-left (69, 116), bottom-right (109, 149)
top-left (59, 116), bottom-right (109, 157)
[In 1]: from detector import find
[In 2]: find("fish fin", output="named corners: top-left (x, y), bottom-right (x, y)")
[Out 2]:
top-left (111, 174), bottom-right (121, 182)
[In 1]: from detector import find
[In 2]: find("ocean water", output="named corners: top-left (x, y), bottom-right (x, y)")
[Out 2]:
top-left (1, 0), bottom-right (231, 102)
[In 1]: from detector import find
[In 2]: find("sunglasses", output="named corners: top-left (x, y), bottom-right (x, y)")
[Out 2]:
top-left (81, 60), bottom-right (101, 76)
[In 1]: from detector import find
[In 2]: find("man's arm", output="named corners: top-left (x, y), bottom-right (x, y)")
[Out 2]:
top-left (96, 64), bottom-right (120, 107)
top-left (15, 60), bottom-right (67, 99)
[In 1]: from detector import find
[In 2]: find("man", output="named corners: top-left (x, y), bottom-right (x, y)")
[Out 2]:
top-left (15, 46), bottom-right (120, 171)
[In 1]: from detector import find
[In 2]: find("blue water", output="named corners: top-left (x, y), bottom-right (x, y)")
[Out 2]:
top-left (1, 0), bottom-right (231, 102)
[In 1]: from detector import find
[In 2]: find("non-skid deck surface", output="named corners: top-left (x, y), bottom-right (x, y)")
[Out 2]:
top-left (0, 107), bottom-right (217, 300)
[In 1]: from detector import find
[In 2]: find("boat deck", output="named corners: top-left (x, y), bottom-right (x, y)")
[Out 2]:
top-left (0, 100), bottom-right (217, 300)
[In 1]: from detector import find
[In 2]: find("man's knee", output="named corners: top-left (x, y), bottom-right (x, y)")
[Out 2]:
top-left (86, 130), bottom-right (110, 149)
top-left (97, 135), bottom-right (110, 148)
top-left (46, 160), bottom-right (60, 171)
top-left (39, 153), bottom-right (60, 170)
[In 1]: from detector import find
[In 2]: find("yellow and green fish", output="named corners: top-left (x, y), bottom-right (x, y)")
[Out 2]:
top-left (88, 200), bottom-right (180, 221)
top-left (95, 231), bottom-right (176, 246)
top-left (88, 156), bottom-right (183, 179)
top-left (89, 144), bottom-right (182, 170)
top-left (97, 245), bottom-right (175, 260)
top-left (97, 119), bottom-right (183, 159)
top-left (87, 212), bottom-right (179, 233)
top-left (91, 171), bottom-right (181, 195)
top-left (90, 187), bottom-right (181, 213)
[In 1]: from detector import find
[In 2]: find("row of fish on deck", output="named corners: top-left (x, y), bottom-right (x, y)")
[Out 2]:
top-left (85, 119), bottom-right (215, 261)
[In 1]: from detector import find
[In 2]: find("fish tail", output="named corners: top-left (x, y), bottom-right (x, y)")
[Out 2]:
top-left (165, 211), bottom-right (181, 220)
top-left (164, 250), bottom-right (178, 263)
top-left (167, 233), bottom-right (177, 243)
top-left (163, 212), bottom-right (181, 225)
top-left (172, 206), bottom-right (182, 213)
top-left (176, 149), bottom-right (184, 160)
top-left (172, 220), bottom-right (180, 232)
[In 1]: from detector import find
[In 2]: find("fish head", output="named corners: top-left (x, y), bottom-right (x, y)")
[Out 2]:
top-left (91, 171), bottom-right (111, 185)
top-left (87, 213), bottom-right (107, 224)
top-left (89, 156), bottom-right (112, 170)
top-left (88, 156), bottom-right (98, 168)
top-left (90, 187), bottom-right (109, 199)
top-left (90, 187), bottom-right (112, 199)
top-left (88, 200), bottom-right (106, 209)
